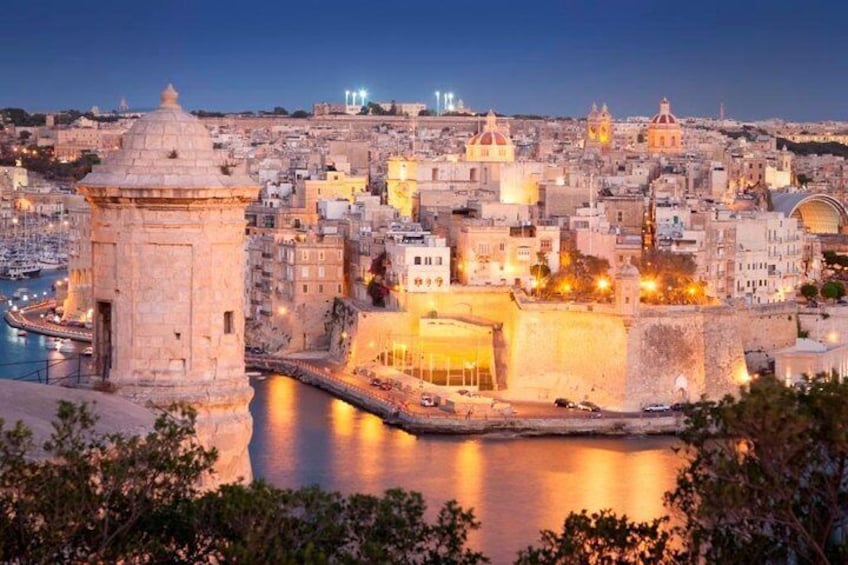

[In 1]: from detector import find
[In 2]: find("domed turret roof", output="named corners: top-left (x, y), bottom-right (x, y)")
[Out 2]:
top-left (79, 84), bottom-right (256, 190)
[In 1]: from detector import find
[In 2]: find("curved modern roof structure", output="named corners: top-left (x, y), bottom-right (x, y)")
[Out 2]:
top-left (771, 191), bottom-right (848, 234)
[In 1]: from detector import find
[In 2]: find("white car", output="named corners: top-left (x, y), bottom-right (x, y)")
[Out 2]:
top-left (642, 403), bottom-right (671, 413)
top-left (420, 394), bottom-right (437, 407)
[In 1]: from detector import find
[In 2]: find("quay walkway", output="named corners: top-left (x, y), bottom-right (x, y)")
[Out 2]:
top-left (4, 300), bottom-right (93, 342)
top-left (245, 355), bottom-right (682, 436)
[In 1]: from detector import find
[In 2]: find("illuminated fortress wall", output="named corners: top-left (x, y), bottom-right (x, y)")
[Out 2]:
top-left (333, 289), bottom-right (765, 411)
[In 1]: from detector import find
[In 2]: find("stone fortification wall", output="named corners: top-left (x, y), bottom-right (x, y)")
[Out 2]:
top-left (627, 306), bottom-right (746, 410)
top-left (504, 307), bottom-right (628, 407)
top-left (334, 288), bottom-right (750, 412)
top-left (736, 302), bottom-right (798, 351)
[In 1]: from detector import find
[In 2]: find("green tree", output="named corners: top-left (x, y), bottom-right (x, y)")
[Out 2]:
top-left (800, 282), bottom-right (819, 301)
top-left (272, 106), bottom-right (288, 115)
top-left (668, 375), bottom-right (848, 564)
top-left (542, 249), bottom-right (610, 301)
top-left (638, 249), bottom-right (706, 305)
top-left (198, 483), bottom-right (486, 563)
top-left (0, 402), bottom-right (215, 563)
top-left (0, 401), bottom-right (487, 564)
top-left (530, 251), bottom-right (552, 295)
top-left (821, 280), bottom-right (845, 301)
top-left (516, 510), bottom-right (675, 564)
top-left (290, 109), bottom-right (310, 118)
top-left (823, 250), bottom-right (838, 266)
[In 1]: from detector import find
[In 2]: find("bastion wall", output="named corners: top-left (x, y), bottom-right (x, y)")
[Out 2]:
top-left (331, 289), bottom-right (754, 411)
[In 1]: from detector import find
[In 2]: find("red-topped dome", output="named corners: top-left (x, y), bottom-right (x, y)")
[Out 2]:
top-left (650, 97), bottom-right (677, 125)
top-left (467, 130), bottom-right (509, 146)
top-left (651, 113), bottom-right (677, 124)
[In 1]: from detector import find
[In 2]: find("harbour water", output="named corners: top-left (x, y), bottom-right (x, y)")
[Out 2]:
top-left (0, 276), bottom-right (682, 560)
top-left (249, 375), bottom-right (681, 560)
top-left (0, 271), bottom-right (89, 382)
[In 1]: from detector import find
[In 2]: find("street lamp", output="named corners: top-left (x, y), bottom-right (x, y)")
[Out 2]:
top-left (358, 89), bottom-right (367, 107)
top-left (345, 89), bottom-right (350, 106)
top-left (435, 91), bottom-right (440, 115)
top-left (447, 92), bottom-right (454, 112)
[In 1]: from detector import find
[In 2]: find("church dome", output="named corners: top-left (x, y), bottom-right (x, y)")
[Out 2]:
top-left (79, 84), bottom-right (255, 190)
top-left (467, 130), bottom-right (510, 146)
top-left (650, 97), bottom-right (678, 125)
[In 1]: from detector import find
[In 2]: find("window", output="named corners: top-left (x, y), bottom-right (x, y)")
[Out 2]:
top-left (318, 251), bottom-right (325, 261)
top-left (301, 266), bottom-right (309, 278)
top-left (616, 211), bottom-right (623, 222)
top-left (318, 266), bottom-right (325, 278)
top-left (499, 242), bottom-right (506, 252)
top-left (318, 284), bottom-right (324, 293)
top-left (302, 284), bottom-right (308, 294)
top-left (470, 168), bottom-right (477, 182)
top-left (478, 243), bottom-right (490, 255)
top-left (337, 284), bottom-right (342, 293)
top-left (540, 238), bottom-right (552, 252)
top-left (224, 311), bottom-right (234, 334)
top-left (301, 250), bottom-right (308, 261)
top-left (517, 246), bottom-right (531, 261)
top-left (414, 256), bottom-right (422, 265)
top-left (431, 168), bottom-right (438, 181)
top-left (424, 257), bottom-right (432, 265)
top-left (435, 257), bottom-right (443, 266)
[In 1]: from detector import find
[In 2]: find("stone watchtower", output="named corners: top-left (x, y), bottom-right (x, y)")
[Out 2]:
top-left (76, 85), bottom-right (259, 485)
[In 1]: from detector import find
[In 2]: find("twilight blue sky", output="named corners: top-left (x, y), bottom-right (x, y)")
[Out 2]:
top-left (1, 0), bottom-right (846, 121)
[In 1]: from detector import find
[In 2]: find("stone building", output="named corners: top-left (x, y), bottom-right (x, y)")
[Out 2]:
top-left (76, 85), bottom-right (258, 487)
top-left (647, 98), bottom-right (683, 155)
top-left (585, 102), bottom-right (613, 151)
top-left (247, 229), bottom-right (345, 353)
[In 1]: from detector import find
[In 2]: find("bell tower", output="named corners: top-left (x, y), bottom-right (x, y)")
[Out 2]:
top-left (77, 85), bottom-right (260, 486)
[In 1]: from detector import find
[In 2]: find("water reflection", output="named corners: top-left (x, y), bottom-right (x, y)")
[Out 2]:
top-left (249, 375), bottom-right (681, 560)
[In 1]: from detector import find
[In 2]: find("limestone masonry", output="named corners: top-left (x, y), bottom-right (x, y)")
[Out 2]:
top-left (76, 85), bottom-right (258, 487)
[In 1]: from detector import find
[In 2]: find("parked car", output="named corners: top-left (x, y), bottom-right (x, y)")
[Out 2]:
top-left (576, 401), bottom-right (601, 413)
top-left (670, 402), bottom-right (690, 412)
top-left (420, 393), bottom-right (437, 407)
top-left (369, 377), bottom-right (383, 387)
top-left (642, 403), bottom-right (671, 413)
top-left (554, 398), bottom-right (576, 408)
top-left (379, 381), bottom-right (393, 391)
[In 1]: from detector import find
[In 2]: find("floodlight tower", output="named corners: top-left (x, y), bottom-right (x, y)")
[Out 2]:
top-left (345, 90), bottom-right (350, 106)
top-left (435, 91), bottom-right (440, 115)
top-left (359, 89), bottom-right (367, 107)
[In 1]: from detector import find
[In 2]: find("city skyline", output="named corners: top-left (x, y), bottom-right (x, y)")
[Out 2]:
top-left (2, 0), bottom-right (847, 121)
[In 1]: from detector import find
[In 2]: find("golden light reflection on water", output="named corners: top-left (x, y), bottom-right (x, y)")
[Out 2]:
top-left (251, 377), bottom-right (681, 561)
top-left (329, 398), bottom-right (355, 439)
top-left (266, 374), bottom-right (296, 431)
top-left (536, 443), bottom-right (675, 530)
top-left (452, 440), bottom-right (484, 519)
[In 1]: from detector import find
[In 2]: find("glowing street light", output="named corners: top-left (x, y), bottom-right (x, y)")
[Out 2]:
top-left (447, 92), bottom-right (455, 112)
top-left (345, 89), bottom-right (350, 106)
top-left (596, 277), bottom-right (610, 291)
top-left (358, 89), bottom-right (367, 106)
top-left (435, 91), bottom-right (440, 115)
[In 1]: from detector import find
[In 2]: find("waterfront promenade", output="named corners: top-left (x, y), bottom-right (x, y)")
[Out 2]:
top-left (5, 303), bottom-right (681, 436)
top-left (245, 354), bottom-right (682, 436)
